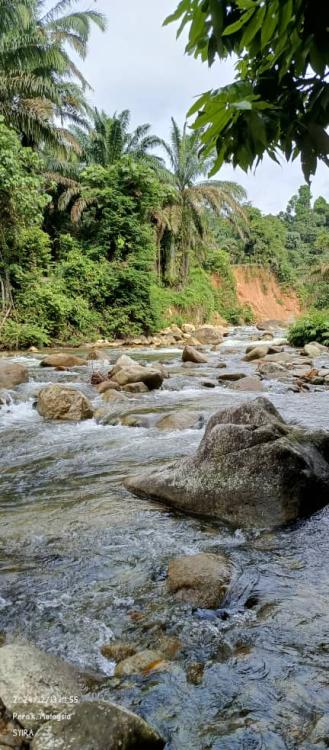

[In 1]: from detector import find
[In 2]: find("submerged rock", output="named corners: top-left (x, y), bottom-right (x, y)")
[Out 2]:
top-left (115, 649), bottom-right (166, 676)
top-left (31, 701), bottom-right (164, 750)
top-left (182, 345), bottom-right (208, 364)
top-left (125, 398), bottom-right (329, 529)
top-left (37, 385), bottom-right (93, 421)
top-left (40, 354), bottom-right (86, 368)
top-left (244, 345), bottom-right (273, 361)
top-left (100, 642), bottom-right (137, 662)
top-left (0, 361), bottom-right (28, 388)
top-left (156, 412), bottom-right (204, 431)
top-left (167, 553), bottom-right (230, 608)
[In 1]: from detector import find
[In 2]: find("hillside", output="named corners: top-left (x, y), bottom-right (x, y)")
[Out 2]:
top-left (233, 265), bottom-right (301, 323)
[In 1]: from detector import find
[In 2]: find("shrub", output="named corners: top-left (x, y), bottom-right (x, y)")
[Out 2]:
top-left (288, 310), bottom-right (329, 347)
top-left (0, 321), bottom-right (49, 349)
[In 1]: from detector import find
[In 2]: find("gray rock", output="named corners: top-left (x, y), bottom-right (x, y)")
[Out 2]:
top-left (231, 376), bottom-right (264, 392)
top-left (0, 643), bottom-right (84, 730)
top-left (194, 325), bottom-right (223, 345)
top-left (0, 362), bottom-right (28, 388)
top-left (31, 701), bottom-right (164, 749)
top-left (125, 398), bottom-right (329, 529)
top-left (167, 553), bottom-right (230, 608)
top-left (182, 346), bottom-right (208, 364)
top-left (37, 385), bottom-right (93, 421)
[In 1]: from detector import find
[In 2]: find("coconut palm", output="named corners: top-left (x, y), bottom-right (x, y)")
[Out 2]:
top-left (74, 108), bottom-right (165, 169)
top-left (0, 0), bottom-right (106, 154)
top-left (157, 119), bottom-right (248, 282)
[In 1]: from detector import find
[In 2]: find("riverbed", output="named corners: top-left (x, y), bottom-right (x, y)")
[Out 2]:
top-left (1, 327), bottom-right (329, 749)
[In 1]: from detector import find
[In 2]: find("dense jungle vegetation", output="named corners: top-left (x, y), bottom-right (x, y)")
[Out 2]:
top-left (0, 0), bottom-right (329, 350)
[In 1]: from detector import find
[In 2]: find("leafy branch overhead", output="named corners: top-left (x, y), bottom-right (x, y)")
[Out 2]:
top-left (165, 0), bottom-right (329, 182)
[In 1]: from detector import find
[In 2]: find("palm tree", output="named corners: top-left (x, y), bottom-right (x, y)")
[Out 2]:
top-left (57, 109), bottom-right (165, 221)
top-left (157, 119), bottom-right (248, 282)
top-left (0, 0), bottom-right (106, 154)
top-left (74, 108), bottom-right (165, 168)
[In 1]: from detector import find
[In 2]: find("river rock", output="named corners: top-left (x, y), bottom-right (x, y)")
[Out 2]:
top-left (100, 643), bottom-right (137, 661)
top-left (115, 650), bottom-right (165, 676)
top-left (87, 349), bottom-right (109, 361)
top-left (182, 346), bottom-right (208, 364)
top-left (167, 553), bottom-right (230, 608)
top-left (244, 345), bottom-right (273, 361)
top-left (194, 325), bottom-right (223, 345)
top-left (31, 701), bottom-right (164, 750)
top-left (0, 361), bottom-right (28, 388)
top-left (182, 323), bottom-right (195, 334)
top-left (97, 379), bottom-right (120, 394)
top-left (256, 319), bottom-right (286, 330)
top-left (0, 643), bottom-right (84, 730)
top-left (217, 372), bottom-right (247, 382)
top-left (125, 397), bottom-right (329, 529)
top-left (258, 362), bottom-right (288, 378)
top-left (101, 390), bottom-right (129, 404)
top-left (40, 354), bottom-right (86, 368)
top-left (122, 382), bottom-right (149, 393)
top-left (304, 342), bottom-right (328, 357)
top-left (37, 385), bottom-right (93, 421)
top-left (120, 414), bottom-right (150, 427)
top-left (111, 365), bottom-right (163, 390)
top-left (231, 376), bottom-right (265, 392)
top-left (156, 412), bottom-right (204, 431)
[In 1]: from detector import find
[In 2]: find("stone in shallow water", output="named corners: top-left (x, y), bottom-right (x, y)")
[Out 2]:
top-left (167, 553), bottom-right (231, 608)
top-left (125, 397), bottom-right (329, 529)
top-left (115, 649), bottom-right (166, 676)
top-left (31, 701), bottom-right (164, 750)
top-left (37, 385), bottom-right (93, 421)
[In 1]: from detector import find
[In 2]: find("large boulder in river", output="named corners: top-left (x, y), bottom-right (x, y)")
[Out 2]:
top-left (0, 361), bottom-right (28, 388)
top-left (31, 701), bottom-right (164, 750)
top-left (40, 353), bottom-right (86, 368)
top-left (167, 553), bottom-right (231, 608)
top-left (37, 385), bottom-right (93, 421)
top-left (182, 345), bottom-right (208, 364)
top-left (194, 325), bottom-right (223, 345)
top-left (125, 398), bottom-right (329, 529)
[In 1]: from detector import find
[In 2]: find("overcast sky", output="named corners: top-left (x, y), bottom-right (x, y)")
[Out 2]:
top-left (78, 0), bottom-right (329, 213)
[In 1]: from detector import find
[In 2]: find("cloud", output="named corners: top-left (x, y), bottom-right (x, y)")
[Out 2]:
top-left (80, 0), bottom-right (328, 213)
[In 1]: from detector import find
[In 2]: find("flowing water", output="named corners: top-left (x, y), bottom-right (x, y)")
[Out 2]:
top-left (1, 328), bottom-right (329, 749)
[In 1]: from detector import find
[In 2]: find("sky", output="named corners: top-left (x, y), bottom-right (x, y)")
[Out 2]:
top-left (78, 0), bottom-right (329, 213)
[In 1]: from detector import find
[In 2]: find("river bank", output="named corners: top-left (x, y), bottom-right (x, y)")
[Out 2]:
top-left (1, 325), bottom-right (329, 749)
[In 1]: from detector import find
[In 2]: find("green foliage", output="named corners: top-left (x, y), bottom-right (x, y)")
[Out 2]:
top-left (0, 0), bottom-right (106, 154)
top-left (288, 311), bottom-right (329, 347)
top-left (166, 0), bottom-right (329, 181)
top-left (0, 321), bottom-right (50, 350)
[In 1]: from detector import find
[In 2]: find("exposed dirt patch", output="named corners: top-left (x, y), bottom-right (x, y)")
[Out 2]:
top-left (233, 265), bottom-right (301, 323)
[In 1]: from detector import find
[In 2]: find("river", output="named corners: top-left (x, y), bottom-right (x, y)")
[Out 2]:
top-left (1, 327), bottom-right (329, 749)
